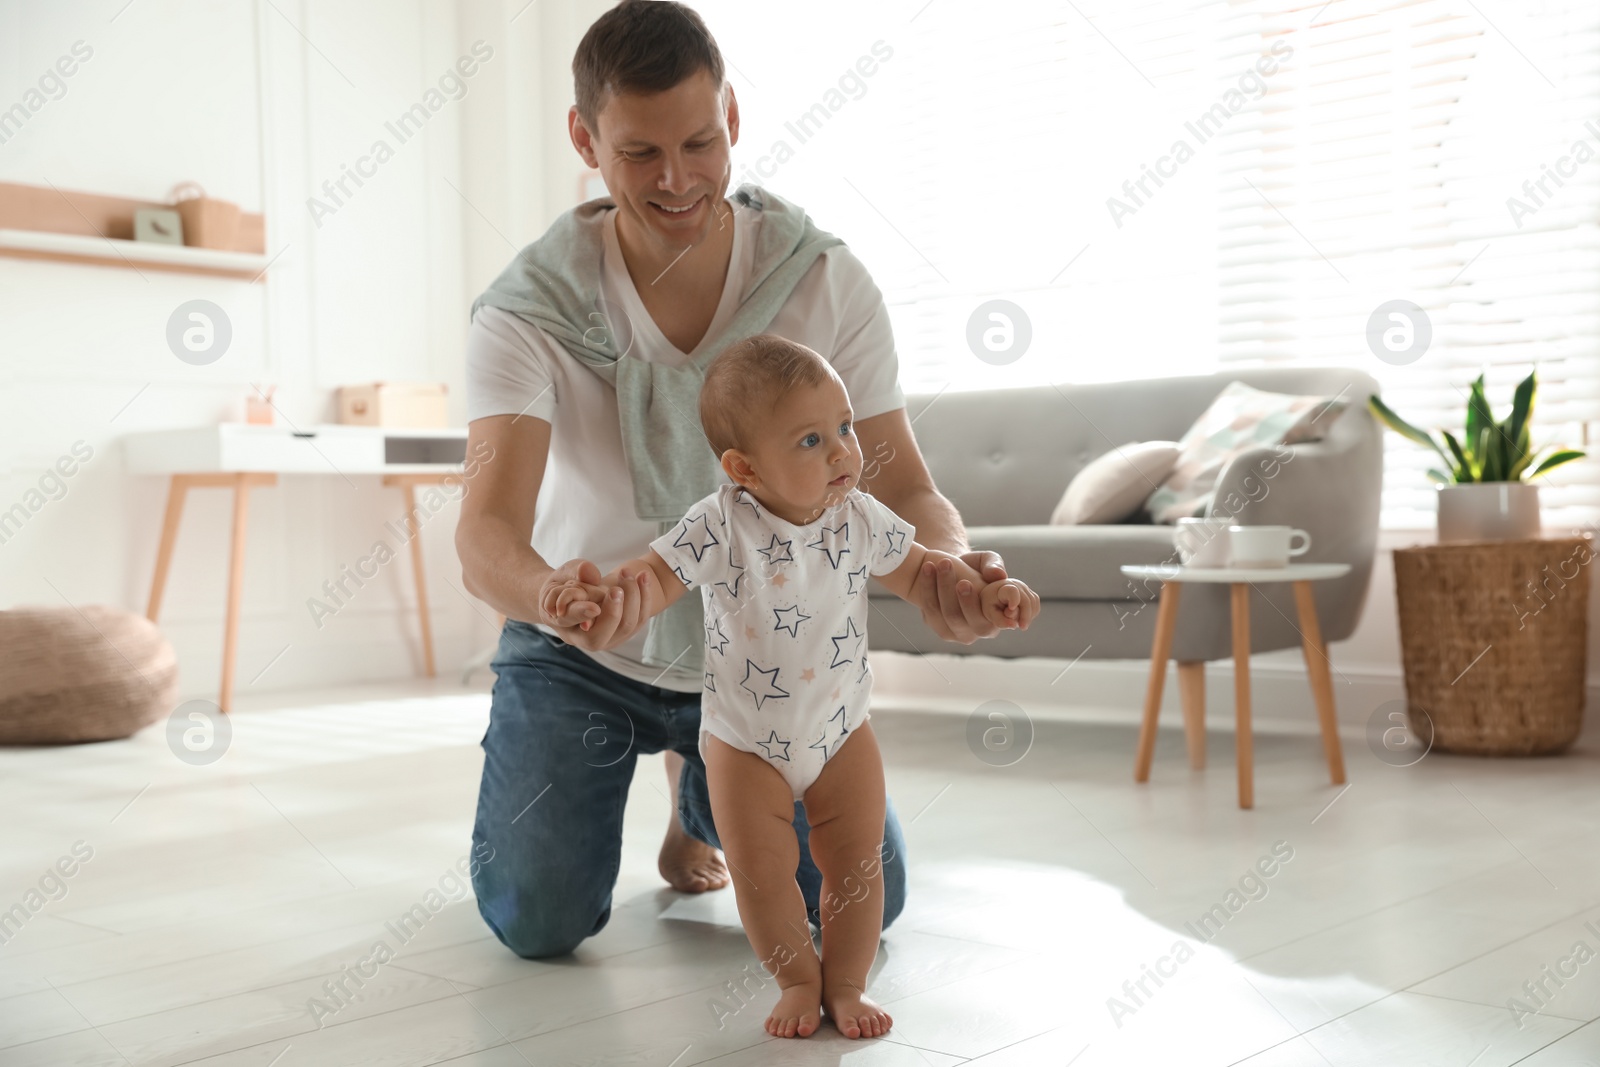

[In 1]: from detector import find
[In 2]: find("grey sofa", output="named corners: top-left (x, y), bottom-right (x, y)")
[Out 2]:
top-left (865, 368), bottom-right (1383, 663)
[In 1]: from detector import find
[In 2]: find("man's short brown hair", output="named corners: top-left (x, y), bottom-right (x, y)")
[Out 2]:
top-left (700, 335), bottom-right (835, 460)
top-left (572, 1), bottom-right (728, 136)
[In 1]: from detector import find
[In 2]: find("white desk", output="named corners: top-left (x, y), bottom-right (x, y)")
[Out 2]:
top-left (1120, 562), bottom-right (1351, 809)
top-left (124, 424), bottom-right (471, 711)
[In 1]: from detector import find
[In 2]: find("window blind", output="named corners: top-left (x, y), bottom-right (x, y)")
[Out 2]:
top-left (698, 0), bottom-right (1600, 529)
top-left (700, 0), bottom-right (1220, 395)
top-left (1213, 0), bottom-right (1600, 529)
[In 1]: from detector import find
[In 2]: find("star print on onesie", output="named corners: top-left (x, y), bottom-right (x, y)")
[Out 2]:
top-left (650, 483), bottom-right (915, 802)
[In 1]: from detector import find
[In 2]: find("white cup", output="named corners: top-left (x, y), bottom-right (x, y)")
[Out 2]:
top-left (1227, 525), bottom-right (1311, 568)
top-left (1174, 517), bottom-right (1232, 567)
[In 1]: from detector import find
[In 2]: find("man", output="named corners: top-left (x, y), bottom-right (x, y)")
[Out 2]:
top-left (456, 0), bottom-right (1036, 959)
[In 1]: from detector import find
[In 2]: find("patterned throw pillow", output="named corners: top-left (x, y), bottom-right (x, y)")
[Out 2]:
top-left (1145, 381), bottom-right (1347, 524)
top-left (1051, 441), bottom-right (1181, 525)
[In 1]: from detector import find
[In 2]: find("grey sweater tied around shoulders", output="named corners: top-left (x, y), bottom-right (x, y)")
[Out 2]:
top-left (470, 183), bottom-right (845, 675)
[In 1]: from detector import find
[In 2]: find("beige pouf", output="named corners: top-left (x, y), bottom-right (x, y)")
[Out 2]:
top-left (0, 606), bottom-right (179, 744)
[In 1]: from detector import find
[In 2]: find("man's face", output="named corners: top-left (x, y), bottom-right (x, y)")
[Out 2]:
top-left (736, 374), bottom-right (862, 526)
top-left (570, 67), bottom-right (739, 253)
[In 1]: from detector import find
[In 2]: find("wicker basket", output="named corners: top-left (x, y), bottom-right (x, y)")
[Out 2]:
top-left (1392, 536), bottom-right (1592, 756)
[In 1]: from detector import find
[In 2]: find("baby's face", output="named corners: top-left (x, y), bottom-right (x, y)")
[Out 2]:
top-left (744, 375), bottom-right (862, 525)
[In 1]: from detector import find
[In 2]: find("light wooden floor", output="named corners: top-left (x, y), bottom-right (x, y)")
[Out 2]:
top-left (2, 679), bottom-right (1598, 1066)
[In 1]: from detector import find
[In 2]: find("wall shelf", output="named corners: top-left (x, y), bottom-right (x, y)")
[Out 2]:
top-left (0, 228), bottom-right (270, 281)
top-left (0, 180), bottom-right (269, 282)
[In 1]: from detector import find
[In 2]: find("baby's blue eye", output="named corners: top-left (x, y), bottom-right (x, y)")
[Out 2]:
top-left (840, 421), bottom-right (852, 435)
top-left (802, 432), bottom-right (820, 447)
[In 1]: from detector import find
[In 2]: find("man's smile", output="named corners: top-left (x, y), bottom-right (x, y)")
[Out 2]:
top-left (650, 196), bottom-right (703, 219)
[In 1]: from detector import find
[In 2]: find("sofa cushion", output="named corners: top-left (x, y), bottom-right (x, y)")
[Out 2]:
top-left (1051, 441), bottom-right (1181, 525)
top-left (867, 524), bottom-right (1181, 601)
top-left (1145, 381), bottom-right (1348, 523)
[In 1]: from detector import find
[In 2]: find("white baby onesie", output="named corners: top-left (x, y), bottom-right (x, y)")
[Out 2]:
top-left (649, 483), bottom-right (916, 801)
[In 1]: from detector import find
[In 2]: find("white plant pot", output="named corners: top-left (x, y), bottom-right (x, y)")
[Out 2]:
top-left (1436, 483), bottom-right (1541, 543)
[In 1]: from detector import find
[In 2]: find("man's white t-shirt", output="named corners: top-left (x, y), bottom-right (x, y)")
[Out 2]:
top-left (464, 197), bottom-right (906, 693)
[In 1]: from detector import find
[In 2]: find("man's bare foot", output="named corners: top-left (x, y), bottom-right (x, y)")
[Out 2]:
top-left (658, 818), bottom-right (730, 893)
top-left (822, 987), bottom-right (893, 1039)
top-left (767, 980), bottom-right (822, 1038)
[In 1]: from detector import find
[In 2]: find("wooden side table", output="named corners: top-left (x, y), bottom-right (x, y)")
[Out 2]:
top-left (1121, 562), bottom-right (1352, 808)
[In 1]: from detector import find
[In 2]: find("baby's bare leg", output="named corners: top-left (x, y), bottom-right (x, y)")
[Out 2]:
top-left (702, 733), bottom-right (822, 1038)
top-left (802, 720), bottom-right (894, 1039)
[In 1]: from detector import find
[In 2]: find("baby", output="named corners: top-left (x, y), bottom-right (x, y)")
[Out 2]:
top-left (547, 335), bottom-right (1034, 1040)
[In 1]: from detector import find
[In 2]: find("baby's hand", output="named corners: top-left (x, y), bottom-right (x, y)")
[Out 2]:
top-left (601, 564), bottom-right (669, 615)
top-left (979, 577), bottom-right (1033, 630)
top-left (541, 577), bottom-right (612, 632)
top-left (572, 562), bottom-right (672, 648)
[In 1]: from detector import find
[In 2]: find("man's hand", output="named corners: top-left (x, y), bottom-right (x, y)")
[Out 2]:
top-left (911, 549), bottom-right (1040, 644)
top-left (538, 558), bottom-right (651, 652)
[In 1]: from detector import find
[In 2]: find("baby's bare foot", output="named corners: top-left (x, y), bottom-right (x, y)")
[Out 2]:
top-left (823, 987), bottom-right (893, 1039)
top-left (766, 981), bottom-right (822, 1038)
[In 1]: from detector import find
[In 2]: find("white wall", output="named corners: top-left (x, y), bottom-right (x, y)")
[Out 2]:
top-left (0, 0), bottom-right (604, 701)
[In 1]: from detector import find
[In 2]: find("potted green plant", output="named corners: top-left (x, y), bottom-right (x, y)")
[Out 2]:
top-left (1368, 368), bottom-right (1586, 542)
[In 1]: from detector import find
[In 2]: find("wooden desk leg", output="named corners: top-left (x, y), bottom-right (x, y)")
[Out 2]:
top-left (1231, 583), bottom-right (1253, 809)
top-left (399, 483), bottom-right (437, 678)
top-left (1293, 581), bottom-right (1346, 785)
top-left (1178, 661), bottom-right (1206, 769)
top-left (145, 473), bottom-right (274, 713)
top-left (219, 474), bottom-right (253, 713)
top-left (1134, 582), bottom-right (1182, 782)
top-left (146, 475), bottom-right (190, 622)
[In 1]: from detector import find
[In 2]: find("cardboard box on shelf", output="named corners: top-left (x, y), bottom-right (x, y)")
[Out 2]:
top-left (337, 382), bottom-right (449, 428)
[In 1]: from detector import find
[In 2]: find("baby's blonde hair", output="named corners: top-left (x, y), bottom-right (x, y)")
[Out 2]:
top-left (699, 334), bottom-right (834, 460)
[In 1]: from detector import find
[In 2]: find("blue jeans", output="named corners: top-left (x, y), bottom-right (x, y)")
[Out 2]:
top-left (470, 619), bottom-right (909, 958)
